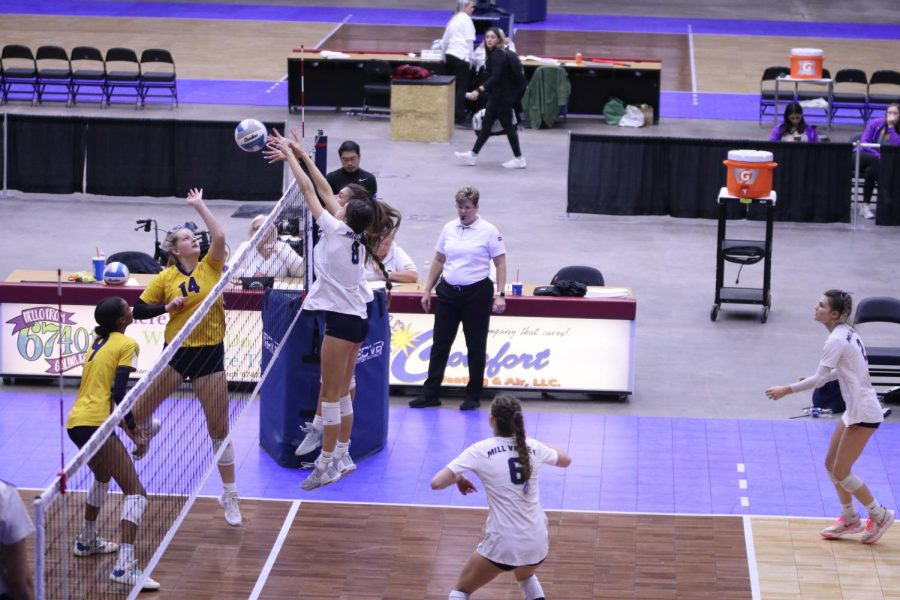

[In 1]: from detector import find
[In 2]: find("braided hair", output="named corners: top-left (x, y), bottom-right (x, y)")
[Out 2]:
top-left (94, 297), bottom-right (127, 338)
top-left (824, 289), bottom-right (853, 325)
top-left (491, 393), bottom-right (532, 489)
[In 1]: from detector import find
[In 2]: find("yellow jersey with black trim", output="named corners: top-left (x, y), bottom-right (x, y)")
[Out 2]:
top-left (140, 255), bottom-right (226, 347)
top-left (67, 332), bottom-right (139, 428)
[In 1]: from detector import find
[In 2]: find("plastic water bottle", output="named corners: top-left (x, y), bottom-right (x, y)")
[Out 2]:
top-left (803, 407), bottom-right (833, 418)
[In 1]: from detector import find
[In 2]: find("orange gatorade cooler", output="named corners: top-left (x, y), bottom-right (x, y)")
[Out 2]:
top-left (790, 48), bottom-right (825, 79)
top-left (723, 150), bottom-right (777, 198)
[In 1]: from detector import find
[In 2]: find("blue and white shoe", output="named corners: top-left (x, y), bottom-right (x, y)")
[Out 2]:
top-left (73, 534), bottom-right (118, 557)
top-left (110, 560), bottom-right (161, 590)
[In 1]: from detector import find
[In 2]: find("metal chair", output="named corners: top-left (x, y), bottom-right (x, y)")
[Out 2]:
top-left (830, 68), bottom-right (868, 123)
top-left (104, 47), bottom-right (141, 107)
top-left (1, 44), bottom-right (37, 104)
top-left (360, 60), bottom-right (392, 119)
top-left (35, 45), bottom-right (72, 105)
top-left (551, 265), bottom-right (604, 286)
top-left (70, 46), bottom-right (106, 106)
top-left (139, 48), bottom-right (177, 108)
top-left (759, 66), bottom-right (790, 123)
top-left (867, 69), bottom-right (900, 119)
top-left (854, 296), bottom-right (900, 397)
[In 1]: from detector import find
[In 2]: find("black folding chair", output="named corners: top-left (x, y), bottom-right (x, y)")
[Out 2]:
top-left (35, 45), bottom-right (72, 105)
top-left (1, 44), bottom-right (37, 104)
top-left (830, 68), bottom-right (868, 123)
top-left (360, 60), bottom-right (392, 119)
top-left (867, 70), bottom-right (900, 120)
top-left (139, 48), bottom-right (178, 108)
top-left (104, 47), bottom-right (141, 107)
top-left (759, 66), bottom-right (790, 123)
top-left (855, 296), bottom-right (900, 397)
top-left (70, 46), bottom-right (106, 107)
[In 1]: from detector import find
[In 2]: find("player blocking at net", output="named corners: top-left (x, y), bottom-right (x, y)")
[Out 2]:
top-left (66, 297), bottom-right (160, 590)
top-left (131, 188), bottom-right (243, 525)
top-left (268, 131), bottom-right (396, 490)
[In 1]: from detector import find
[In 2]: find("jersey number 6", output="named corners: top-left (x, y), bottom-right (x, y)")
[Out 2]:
top-left (507, 457), bottom-right (526, 485)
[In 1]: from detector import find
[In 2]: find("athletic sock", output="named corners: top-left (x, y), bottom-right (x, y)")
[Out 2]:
top-left (116, 543), bottom-right (134, 567)
top-left (841, 503), bottom-right (858, 521)
top-left (448, 592), bottom-right (469, 600)
top-left (223, 482), bottom-right (237, 495)
top-left (518, 574), bottom-right (545, 600)
top-left (335, 440), bottom-right (349, 457)
top-left (80, 519), bottom-right (96, 539)
top-left (313, 415), bottom-right (324, 429)
top-left (317, 451), bottom-right (333, 469)
top-left (866, 499), bottom-right (887, 523)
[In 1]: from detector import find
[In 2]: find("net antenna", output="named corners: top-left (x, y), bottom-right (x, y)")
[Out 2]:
top-left (33, 176), bottom-right (311, 599)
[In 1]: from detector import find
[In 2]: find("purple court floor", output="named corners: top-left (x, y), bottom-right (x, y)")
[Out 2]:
top-left (3, 389), bottom-right (899, 518)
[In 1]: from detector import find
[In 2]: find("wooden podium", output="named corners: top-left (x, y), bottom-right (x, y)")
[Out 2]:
top-left (390, 75), bottom-right (455, 143)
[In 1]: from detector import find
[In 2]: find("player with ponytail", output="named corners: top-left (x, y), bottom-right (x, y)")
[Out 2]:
top-left (431, 394), bottom-right (571, 600)
top-left (66, 297), bottom-right (159, 590)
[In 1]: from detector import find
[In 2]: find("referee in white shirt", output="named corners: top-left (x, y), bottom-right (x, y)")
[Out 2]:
top-left (411, 186), bottom-right (506, 410)
top-left (441, 0), bottom-right (476, 124)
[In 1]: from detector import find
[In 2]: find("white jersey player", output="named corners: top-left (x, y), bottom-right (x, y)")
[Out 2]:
top-left (431, 394), bottom-right (571, 600)
top-left (766, 289), bottom-right (894, 544)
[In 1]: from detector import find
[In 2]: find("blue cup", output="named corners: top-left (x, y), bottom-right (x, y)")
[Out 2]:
top-left (92, 256), bottom-right (105, 282)
top-left (511, 282), bottom-right (523, 296)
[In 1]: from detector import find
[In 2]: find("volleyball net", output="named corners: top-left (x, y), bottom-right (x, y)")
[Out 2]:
top-left (33, 180), bottom-right (309, 599)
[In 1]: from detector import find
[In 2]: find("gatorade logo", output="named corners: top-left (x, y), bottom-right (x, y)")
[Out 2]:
top-left (734, 168), bottom-right (759, 185)
top-left (800, 61), bottom-right (814, 75)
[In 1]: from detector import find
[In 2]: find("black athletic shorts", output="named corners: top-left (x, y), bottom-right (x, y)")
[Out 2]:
top-left (323, 311), bottom-right (369, 343)
top-left (857, 421), bottom-right (881, 429)
top-left (168, 342), bottom-right (225, 380)
top-left (486, 556), bottom-right (545, 572)
top-left (67, 426), bottom-right (100, 449)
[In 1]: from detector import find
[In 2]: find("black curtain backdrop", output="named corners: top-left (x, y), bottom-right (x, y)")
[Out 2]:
top-left (876, 147), bottom-right (900, 226)
top-left (4, 115), bottom-right (282, 201)
top-left (568, 134), bottom-right (855, 223)
top-left (6, 115), bottom-right (86, 194)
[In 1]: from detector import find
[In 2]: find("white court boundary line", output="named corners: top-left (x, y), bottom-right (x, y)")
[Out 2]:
top-left (249, 499), bottom-right (301, 600)
top-left (268, 13), bottom-right (351, 94)
top-left (742, 515), bottom-right (762, 600)
top-left (687, 24), bottom-right (698, 106)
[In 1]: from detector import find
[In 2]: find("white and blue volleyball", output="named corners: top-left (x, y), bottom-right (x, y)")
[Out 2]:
top-left (234, 119), bottom-right (267, 152)
top-left (103, 262), bottom-right (130, 285)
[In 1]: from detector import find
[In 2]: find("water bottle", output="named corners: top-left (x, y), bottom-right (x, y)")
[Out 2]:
top-left (803, 407), bottom-right (833, 418)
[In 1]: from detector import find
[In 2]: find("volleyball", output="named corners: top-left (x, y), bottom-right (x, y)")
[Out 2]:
top-left (234, 119), bottom-right (267, 152)
top-left (103, 261), bottom-right (130, 285)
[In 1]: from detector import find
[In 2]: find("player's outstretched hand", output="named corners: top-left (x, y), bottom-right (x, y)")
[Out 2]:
top-left (765, 385), bottom-right (791, 401)
top-left (456, 475), bottom-right (477, 495)
top-left (186, 187), bottom-right (204, 206)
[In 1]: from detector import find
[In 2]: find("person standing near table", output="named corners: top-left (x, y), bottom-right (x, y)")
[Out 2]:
top-left (856, 103), bottom-right (900, 220)
top-left (0, 480), bottom-right (35, 600)
top-left (411, 186), bottom-right (506, 411)
top-left (765, 290), bottom-right (894, 544)
top-left (441, 0), bottom-right (476, 125)
top-left (326, 141), bottom-right (377, 198)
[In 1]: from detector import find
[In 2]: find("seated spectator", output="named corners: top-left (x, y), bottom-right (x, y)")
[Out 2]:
top-left (769, 102), bottom-right (819, 142)
top-left (325, 141), bottom-right (377, 198)
top-left (0, 479), bottom-right (35, 600)
top-left (230, 215), bottom-right (303, 278)
top-left (857, 103), bottom-right (900, 219)
top-left (365, 234), bottom-right (418, 284)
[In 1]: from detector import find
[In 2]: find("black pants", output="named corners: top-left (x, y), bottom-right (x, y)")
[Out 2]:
top-left (473, 98), bottom-right (522, 157)
top-left (444, 54), bottom-right (472, 123)
top-left (423, 278), bottom-right (494, 403)
top-left (859, 152), bottom-right (880, 204)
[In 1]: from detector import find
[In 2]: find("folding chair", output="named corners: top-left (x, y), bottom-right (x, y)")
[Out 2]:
top-left (854, 296), bottom-right (900, 398)
top-left (867, 70), bottom-right (900, 120)
top-left (139, 48), bottom-right (177, 108)
top-left (35, 45), bottom-right (72, 105)
top-left (830, 68), bottom-right (868, 123)
top-left (759, 66), bottom-right (790, 123)
top-left (360, 60), bottom-right (392, 119)
top-left (104, 47), bottom-right (141, 107)
top-left (70, 46), bottom-right (106, 107)
top-left (1, 44), bottom-right (37, 104)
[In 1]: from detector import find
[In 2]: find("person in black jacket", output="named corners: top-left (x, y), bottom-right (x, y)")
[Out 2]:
top-left (454, 27), bottom-right (526, 169)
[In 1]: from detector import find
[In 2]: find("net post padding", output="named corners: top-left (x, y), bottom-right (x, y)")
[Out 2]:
top-left (34, 181), bottom-right (306, 599)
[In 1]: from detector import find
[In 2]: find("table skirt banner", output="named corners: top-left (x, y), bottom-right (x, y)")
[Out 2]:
top-left (567, 134), bottom-right (854, 223)
top-left (877, 147), bottom-right (900, 226)
top-left (387, 313), bottom-right (635, 393)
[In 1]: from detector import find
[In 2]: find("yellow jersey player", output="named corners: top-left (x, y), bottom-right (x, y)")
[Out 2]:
top-left (132, 188), bottom-right (241, 526)
top-left (67, 296), bottom-right (159, 591)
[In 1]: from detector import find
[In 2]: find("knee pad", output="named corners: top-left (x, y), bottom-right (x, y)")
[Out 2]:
top-left (87, 479), bottom-right (109, 508)
top-left (122, 494), bottom-right (148, 526)
top-left (213, 438), bottom-right (235, 467)
top-left (322, 401), bottom-right (341, 426)
top-left (828, 471), bottom-right (840, 484)
top-left (518, 575), bottom-right (544, 600)
top-left (339, 394), bottom-right (353, 417)
top-left (839, 473), bottom-right (864, 494)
